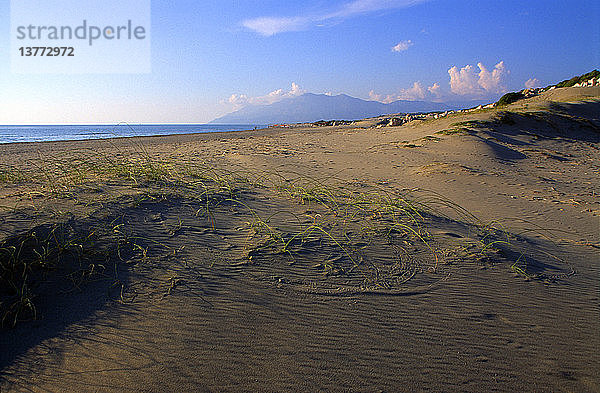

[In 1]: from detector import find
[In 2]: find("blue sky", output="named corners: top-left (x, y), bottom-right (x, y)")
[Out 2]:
top-left (0, 0), bottom-right (598, 124)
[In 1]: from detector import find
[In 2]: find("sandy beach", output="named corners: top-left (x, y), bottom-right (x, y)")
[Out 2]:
top-left (1, 86), bottom-right (599, 392)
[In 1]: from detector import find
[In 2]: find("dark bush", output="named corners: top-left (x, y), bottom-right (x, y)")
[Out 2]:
top-left (495, 111), bottom-right (516, 125)
top-left (497, 92), bottom-right (524, 106)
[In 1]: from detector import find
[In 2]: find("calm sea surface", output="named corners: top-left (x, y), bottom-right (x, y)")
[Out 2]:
top-left (0, 124), bottom-right (266, 144)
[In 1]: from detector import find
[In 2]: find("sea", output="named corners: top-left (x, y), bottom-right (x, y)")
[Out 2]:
top-left (0, 124), bottom-right (266, 144)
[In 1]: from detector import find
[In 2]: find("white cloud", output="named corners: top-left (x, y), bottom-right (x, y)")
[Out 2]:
top-left (427, 82), bottom-right (442, 98)
top-left (524, 78), bottom-right (541, 89)
top-left (392, 40), bottom-right (413, 52)
top-left (242, 17), bottom-right (307, 36)
top-left (398, 81), bottom-right (426, 100)
top-left (289, 82), bottom-right (304, 96)
top-left (330, 0), bottom-right (418, 17)
top-left (448, 61), bottom-right (508, 96)
top-left (448, 64), bottom-right (480, 95)
top-left (243, 0), bottom-right (428, 36)
top-left (222, 82), bottom-right (306, 109)
top-left (477, 61), bottom-right (507, 94)
top-left (369, 81), bottom-right (437, 103)
top-left (368, 90), bottom-right (384, 102)
top-left (368, 90), bottom-right (385, 102)
top-left (369, 61), bottom-right (509, 103)
top-left (226, 93), bottom-right (250, 108)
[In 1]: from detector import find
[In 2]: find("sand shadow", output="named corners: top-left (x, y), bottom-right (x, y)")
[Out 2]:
top-left (0, 211), bottom-right (138, 373)
top-left (491, 102), bottom-right (600, 143)
top-left (474, 135), bottom-right (528, 160)
top-left (0, 185), bottom-right (578, 381)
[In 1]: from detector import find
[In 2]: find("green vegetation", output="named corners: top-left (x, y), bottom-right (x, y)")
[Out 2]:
top-left (555, 69), bottom-right (599, 88)
top-left (0, 219), bottom-right (135, 327)
top-left (436, 128), bottom-right (467, 135)
top-left (421, 135), bottom-right (441, 142)
top-left (0, 168), bottom-right (24, 183)
top-left (493, 70), bottom-right (599, 109)
top-left (435, 122), bottom-right (487, 135)
top-left (0, 144), bottom-right (568, 326)
top-left (495, 111), bottom-right (516, 125)
top-left (497, 92), bottom-right (525, 106)
top-left (453, 120), bottom-right (492, 128)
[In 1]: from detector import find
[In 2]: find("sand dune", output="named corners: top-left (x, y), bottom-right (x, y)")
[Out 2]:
top-left (0, 87), bottom-right (598, 392)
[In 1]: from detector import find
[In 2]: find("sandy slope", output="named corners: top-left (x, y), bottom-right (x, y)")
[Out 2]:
top-left (0, 87), bottom-right (598, 392)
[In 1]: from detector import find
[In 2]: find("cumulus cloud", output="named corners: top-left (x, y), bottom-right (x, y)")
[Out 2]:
top-left (223, 82), bottom-right (306, 109)
top-left (447, 65), bottom-right (480, 95)
top-left (368, 90), bottom-right (384, 102)
top-left (448, 61), bottom-right (508, 96)
top-left (369, 61), bottom-right (509, 103)
top-left (369, 81), bottom-right (437, 103)
top-left (226, 93), bottom-right (250, 108)
top-left (398, 81), bottom-right (426, 100)
top-left (392, 40), bottom-right (413, 52)
top-left (477, 61), bottom-right (507, 93)
top-left (427, 82), bottom-right (442, 98)
top-left (524, 78), bottom-right (541, 89)
top-left (243, 0), bottom-right (428, 36)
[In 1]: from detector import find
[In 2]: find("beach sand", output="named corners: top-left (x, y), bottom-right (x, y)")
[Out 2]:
top-left (1, 87), bottom-right (598, 392)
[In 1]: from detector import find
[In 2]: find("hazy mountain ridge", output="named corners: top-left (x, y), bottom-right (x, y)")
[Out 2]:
top-left (210, 93), bottom-right (486, 124)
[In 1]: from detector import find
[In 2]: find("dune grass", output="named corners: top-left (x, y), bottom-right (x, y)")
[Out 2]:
top-left (0, 141), bottom-right (570, 326)
top-left (0, 219), bottom-right (127, 327)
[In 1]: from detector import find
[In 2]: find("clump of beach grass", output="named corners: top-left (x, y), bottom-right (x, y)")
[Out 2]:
top-left (0, 140), bottom-right (570, 326)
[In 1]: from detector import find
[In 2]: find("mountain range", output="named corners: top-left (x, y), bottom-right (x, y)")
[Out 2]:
top-left (210, 93), bottom-right (487, 124)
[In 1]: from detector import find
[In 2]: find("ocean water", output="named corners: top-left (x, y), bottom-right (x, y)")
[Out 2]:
top-left (0, 124), bottom-right (266, 144)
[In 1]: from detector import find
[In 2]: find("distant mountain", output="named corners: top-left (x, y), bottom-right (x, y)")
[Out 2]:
top-left (210, 93), bottom-right (485, 124)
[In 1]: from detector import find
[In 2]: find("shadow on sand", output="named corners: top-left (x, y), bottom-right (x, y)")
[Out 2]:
top-left (0, 187), bottom-right (578, 385)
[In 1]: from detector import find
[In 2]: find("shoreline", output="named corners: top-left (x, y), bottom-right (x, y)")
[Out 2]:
top-left (0, 123), bottom-right (270, 146)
